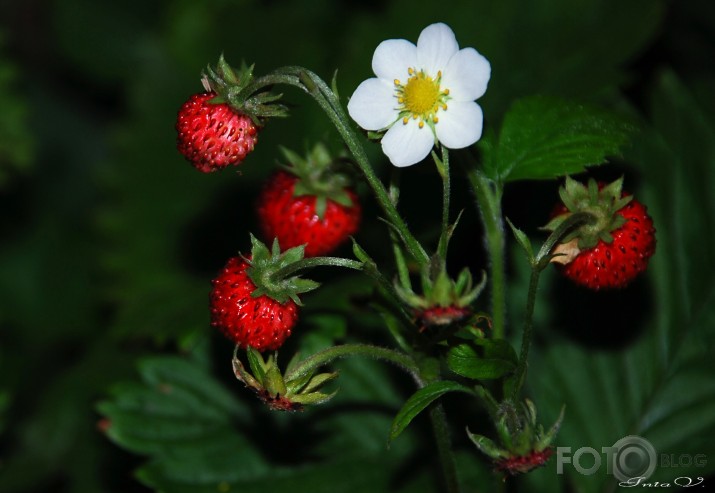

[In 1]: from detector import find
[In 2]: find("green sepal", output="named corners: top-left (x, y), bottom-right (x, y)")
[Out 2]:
top-left (278, 143), bottom-right (356, 221)
top-left (284, 370), bottom-right (314, 395)
top-left (232, 347), bottom-right (341, 411)
top-left (246, 347), bottom-right (267, 385)
top-left (263, 364), bottom-right (287, 397)
top-left (202, 55), bottom-right (288, 124)
top-left (536, 405), bottom-right (565, 452)
top-left (290, 389), bottom-right (338, 406)
top-left (244, 235), bottom-right (320, 305)
top-left (546, 176), bottom-right (636, 251)
top-left (232, 351), bottom-right (262, 390)
top-left (466, 430), bottom-right (510, 460)
top-left (302, 371), bottom-right (339, 394)
top-left (469, 396), bottom-right (566, 464)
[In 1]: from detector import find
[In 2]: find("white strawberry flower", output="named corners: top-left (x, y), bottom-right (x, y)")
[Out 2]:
top-left (348, 22), bottom-right (491, 168)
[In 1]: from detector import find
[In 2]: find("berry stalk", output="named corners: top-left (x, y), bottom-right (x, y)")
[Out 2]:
top-left (434, 147), bottom-right (452, 261)
top-left (283, 343), bottom-right (423, 388)
top-left (510, 211), bottom-right (596, 400)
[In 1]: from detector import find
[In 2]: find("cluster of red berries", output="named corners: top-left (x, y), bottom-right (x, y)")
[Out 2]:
top-left (176, 85), bottom-right (361, 352)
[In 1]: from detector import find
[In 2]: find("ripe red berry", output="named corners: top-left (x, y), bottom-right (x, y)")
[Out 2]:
top-left (176, 92), bottom-right (259, 173)
top-left (257, 170), bottom-right (361, 257)
top-left (549, 178), bottom-right (656, 290)
top-left (210, 256), bottom-right (298, 351)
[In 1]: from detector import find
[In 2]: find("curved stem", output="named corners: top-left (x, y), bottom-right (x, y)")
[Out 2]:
top-left (259, 66), bottom-right (430, 268)
top-left (273, 256), bottom-right (363, 279)
top-left (284, 343), bottom-right (423, 387)
top-left (467, 168), bottom-right (506, 340)
top-left (510, 210), bottom-right (596, 400)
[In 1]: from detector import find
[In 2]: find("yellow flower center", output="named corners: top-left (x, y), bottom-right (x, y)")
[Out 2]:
top-left (394, 68), bottom-right (450, 129)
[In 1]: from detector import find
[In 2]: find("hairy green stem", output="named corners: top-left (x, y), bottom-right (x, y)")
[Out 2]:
top-left (436, 147), bottom-right (451, 260)
top-left (511, 211), bottom-right (596, 399)
top-left (273, 256), bottom-right (363, 279)
top-left (467, 168), bottom-right (506, 339)
top-left (430, 404), bottom-right (462, 493)
top-left (284, 343), bottom-right (423, 387)
top-left (511, 267), bottom-right (541, 400)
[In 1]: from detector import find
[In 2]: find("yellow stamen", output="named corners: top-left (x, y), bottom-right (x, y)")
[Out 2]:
top-left (419, 121), bottom-right (424, 129)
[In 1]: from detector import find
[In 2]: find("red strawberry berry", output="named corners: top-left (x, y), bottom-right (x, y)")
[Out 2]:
top-left (176, 92), bottom-right (259, 173)
top-left (210, 256), bottom-right (297, 351)
top-left (258, 171), bottom-right (361, 257)
top-left (548, 177), bottom-right (656, 290)
top-left (257, 144), bottom-right (361, 257)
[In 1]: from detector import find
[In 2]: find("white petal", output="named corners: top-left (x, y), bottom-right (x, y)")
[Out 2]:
top-left (381, 119), bottom-right (435, 167)
top-left (435, 101), bottom-right (483, 149)
top-left (372, 39), bottom-right (417, 82)
top-left (416, 23), bottom-right (459, 76)
top-left (347, 78), bottom-right (399, 131)
top-left (441, 48), bottom-right (491, 101)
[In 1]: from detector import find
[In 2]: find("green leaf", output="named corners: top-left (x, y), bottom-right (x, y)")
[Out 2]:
top-left (389, 381), bottom-right (476, 443)
top-left (137, 454), bottom-right (439, 493)
top-left (97, 356), bottom-right (268, 487)
top-left (481, 96), bottom-right (633, 183)
top-left (447, 343), bottom-right (517, 380)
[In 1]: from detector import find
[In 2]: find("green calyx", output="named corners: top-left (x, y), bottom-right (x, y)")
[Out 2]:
top-left (280, 143), bottom-right (356, 219)
top-left (543, 176), bottom-right (632, 250)
top-left (233, 347), bottom-right (338, 411)
top-left (394, 255), bottom-right (487, 312)
top-left (203, 54), bottom-right (289, 125)
top-left (467, 392), bottom-right (564, 460)
top-left (245, 235), bottom-right (319, 305)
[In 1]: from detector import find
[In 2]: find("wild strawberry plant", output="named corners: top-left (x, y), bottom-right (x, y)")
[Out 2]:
top-left (92, 17), bottom-right (714, 493)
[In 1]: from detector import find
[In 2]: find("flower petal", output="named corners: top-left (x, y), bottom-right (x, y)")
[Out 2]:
top-left (441, 48), bottom-right (491, 101)
top-left (381, 119), bottom-right (435, 167)
top-left (435, 101), bottom-right (483, 149)
top-left (347, 78), bottom-right (399, 131)
top-left (417, 23), bottom-right (459, 76)
top-left (372, 39), bottom-right (417, 82)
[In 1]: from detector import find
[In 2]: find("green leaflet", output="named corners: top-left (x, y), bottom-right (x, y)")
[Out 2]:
top-left (389, 381), bottom-right (476, 443)
top-left (480, 96), bottom-right (633, 184)
top-left (447, 341), bottom-right (518, 380)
